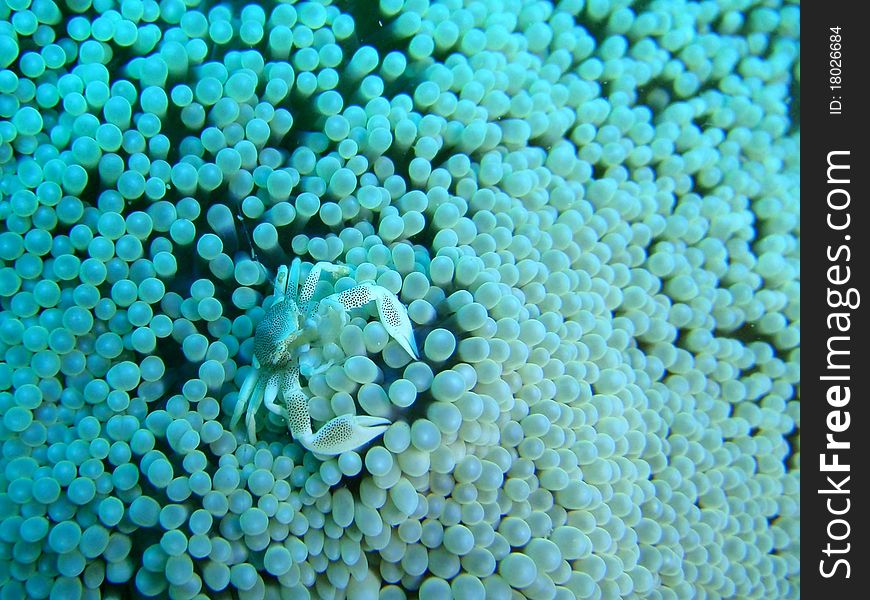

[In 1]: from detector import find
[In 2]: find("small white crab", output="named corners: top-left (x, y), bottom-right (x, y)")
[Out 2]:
top-left (231, 259), bottom-right (418, 455)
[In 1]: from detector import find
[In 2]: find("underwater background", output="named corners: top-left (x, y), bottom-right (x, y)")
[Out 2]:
top-left (0, 0), bottom-right (799, 598)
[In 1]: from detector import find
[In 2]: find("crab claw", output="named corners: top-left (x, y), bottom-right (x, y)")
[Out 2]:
top-left (299, 414), bottom-right (391, 455)
top-left (327, 284), bottom-right (419, 359)
top-left (372, 288), bottom-right (419, 360)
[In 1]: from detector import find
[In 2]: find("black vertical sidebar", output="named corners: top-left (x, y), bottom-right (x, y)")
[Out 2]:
top-left (803, 3), bottom-right (869, 598)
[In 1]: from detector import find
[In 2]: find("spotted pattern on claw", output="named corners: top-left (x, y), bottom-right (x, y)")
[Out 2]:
top-left (305, 417), bottom-right (354, 452)
top-left (379, 296), bottom-right (402, 329)
top-left (336, 285), bottom-right (374, 309)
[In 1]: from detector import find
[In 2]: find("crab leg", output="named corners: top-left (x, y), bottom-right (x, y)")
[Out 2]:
top-left (324, 284), bottom-right (419, 359)
top-left (230, 376), bottom-right (267, 443)
top-left (263, 368), bottom-right (290, 417)
top-left (230, 365), bottom-right (262, 433)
